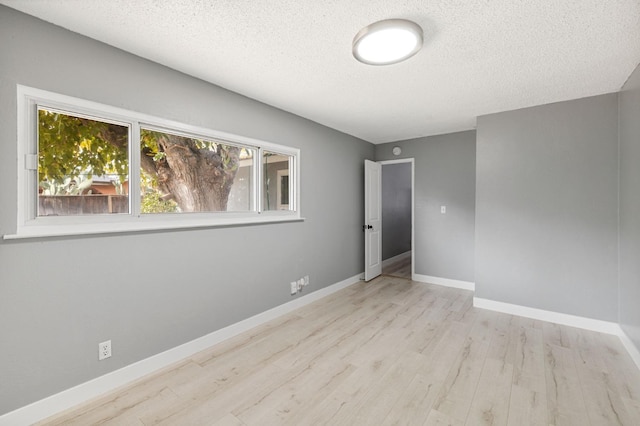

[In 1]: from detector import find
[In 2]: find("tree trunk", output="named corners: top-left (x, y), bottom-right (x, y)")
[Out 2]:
top-left (140, 133), bottom-right (240, 212)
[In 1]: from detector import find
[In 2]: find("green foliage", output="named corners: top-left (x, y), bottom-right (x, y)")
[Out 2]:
top-left (40, 174), bottom-right (93, 195)
top-left (139, 169), bottom-right (178, 213)
top-left (38, 109), bottom-right (128, 185)
top-left (140, 128), bottom-right (162, 160)
top-left (141, 191), bottom-right (179, 213)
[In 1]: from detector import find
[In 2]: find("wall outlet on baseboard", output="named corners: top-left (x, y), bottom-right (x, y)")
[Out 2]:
top-left (99, 340), bottom-right (112, 360)
top-left (290, 281), bottom-right (297, 295)
top-left (304, 275), bottom-right (309, 286)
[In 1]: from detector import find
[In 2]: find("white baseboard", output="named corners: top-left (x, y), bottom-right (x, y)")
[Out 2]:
top-left (617, 326), bottom-right (640, 371)
top-left (473, 297), bottom-right (640, 370)
top-left (382, 250), bottom-right (411, 268)
top-left (0, 273), bottom-right (363, 426)
top-left (473, 297), bottom-right (620, 334)
top-left (413, 273), bottom-right (475, 291)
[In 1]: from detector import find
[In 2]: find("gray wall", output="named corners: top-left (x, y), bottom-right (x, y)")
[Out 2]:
top-left (475, 94), bottom-right (619, 321)
top-left (381, 163), bottom-right (412, 260)
top-left (376, 131), bottom-right (476, 282)
top-left (0, 7), bottom-right (374, 415)
top-left (619, 63), bottom-right (640, 348)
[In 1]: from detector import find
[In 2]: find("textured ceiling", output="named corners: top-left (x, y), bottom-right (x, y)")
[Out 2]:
top-left (2, 0), bottom-right (640, 144)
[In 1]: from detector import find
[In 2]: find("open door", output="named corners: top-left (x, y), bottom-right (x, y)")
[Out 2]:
top-left (364, 160), bottom-right (382, 281)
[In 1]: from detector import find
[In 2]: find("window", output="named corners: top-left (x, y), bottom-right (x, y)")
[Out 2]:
top-left (139, 127), bottom-right (256, 214)
top-left (12, 86), bottom-right (300, 238)
top-left (37, 107), bottom-right (130, 217)
top-left (263, 151), bottom-right (294, 211)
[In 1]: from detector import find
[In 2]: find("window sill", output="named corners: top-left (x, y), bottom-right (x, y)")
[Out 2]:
top-left (3, 215), bottom-right (305, 240)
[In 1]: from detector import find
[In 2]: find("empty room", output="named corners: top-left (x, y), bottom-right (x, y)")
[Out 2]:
top-left (1, 1), bottom-right (640, 425)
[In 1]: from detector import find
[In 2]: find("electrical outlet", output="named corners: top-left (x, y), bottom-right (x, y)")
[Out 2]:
top-left (290, 281), bottom-right (297, 295)
top-left (99, 340), bottom-right (112, 360)
top-left (304, 275), bottom-right (309, 286)
top-left (297, 278), bottom-right (304, 291)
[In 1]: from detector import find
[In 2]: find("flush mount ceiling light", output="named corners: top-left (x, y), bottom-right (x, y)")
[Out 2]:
top-left (352, 19), bottom-right (423, 65)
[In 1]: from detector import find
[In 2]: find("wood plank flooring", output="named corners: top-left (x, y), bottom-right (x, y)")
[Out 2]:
top-left (382, 255), bottom-right (411, 279)
top-left (38, 276), bottom-right (640, 425)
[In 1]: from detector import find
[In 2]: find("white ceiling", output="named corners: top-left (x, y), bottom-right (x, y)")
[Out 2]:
top-left (3, 0), bottom-right (640, 144)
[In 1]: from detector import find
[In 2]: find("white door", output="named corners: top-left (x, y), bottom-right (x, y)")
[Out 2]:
top-left (364, 160), bottom-right (382, 281)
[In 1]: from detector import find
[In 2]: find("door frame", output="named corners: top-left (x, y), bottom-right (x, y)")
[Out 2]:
top-left (364, 160), bottom-right (383, 281)
top-left (379, 158), bottom-right (415, 280)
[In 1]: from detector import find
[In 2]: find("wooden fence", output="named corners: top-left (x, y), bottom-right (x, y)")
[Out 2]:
top-left (39, 195), bottom-right (128, 215)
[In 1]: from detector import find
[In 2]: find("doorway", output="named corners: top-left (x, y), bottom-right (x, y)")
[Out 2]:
top-left (380, 159), bottom-right (414, 279)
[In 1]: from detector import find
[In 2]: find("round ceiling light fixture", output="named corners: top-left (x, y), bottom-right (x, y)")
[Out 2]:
top-left (352, 19), bottom-right (423, 65)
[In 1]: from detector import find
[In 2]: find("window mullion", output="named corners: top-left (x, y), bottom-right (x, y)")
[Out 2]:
top-left (129, 122), bottom-right (141, 217)
top-left (257, 147), bottom-right (264, 213)
top-left (291, 153), bottom-right (298, 212)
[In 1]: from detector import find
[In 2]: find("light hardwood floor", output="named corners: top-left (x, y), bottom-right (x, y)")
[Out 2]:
top-left (382, 256), bottom-right (411, 279)
top-left (38, 276), bottom-right (640, 425)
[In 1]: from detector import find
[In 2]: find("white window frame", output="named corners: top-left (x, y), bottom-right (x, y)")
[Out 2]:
top-left (276, 169), bottom-right (290, 211)
top-left (8, 85), bottom-right (301, 239)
